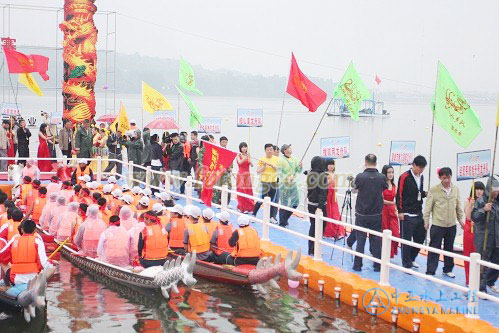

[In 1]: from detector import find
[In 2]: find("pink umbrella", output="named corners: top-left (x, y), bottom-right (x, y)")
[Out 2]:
top-left (145, 118), bottom-right (179, 130)
top-left (96, 114), bottom-right (117, 123)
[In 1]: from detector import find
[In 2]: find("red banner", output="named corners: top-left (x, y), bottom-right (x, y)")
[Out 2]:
top-left (2, 46), bottom-right (49, 81)
top-left (200, 141), bottom-right (237, 206)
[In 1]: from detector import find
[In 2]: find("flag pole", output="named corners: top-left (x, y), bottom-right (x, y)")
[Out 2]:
top-left (482, 117), bottom-right (498, 253)
top-left (299, 97), bottom-right (334, 164)
top-left (427, 114), bottom-right (435, 189)
top-left (276, 91), bottom-right (286, 145)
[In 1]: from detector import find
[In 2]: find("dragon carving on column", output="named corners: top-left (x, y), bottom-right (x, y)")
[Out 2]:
top-left (59, 0), bottom-right (98, 123)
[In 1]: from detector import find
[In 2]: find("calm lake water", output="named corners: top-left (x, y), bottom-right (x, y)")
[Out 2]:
top-left (1, 259), bottom-right (407, 332)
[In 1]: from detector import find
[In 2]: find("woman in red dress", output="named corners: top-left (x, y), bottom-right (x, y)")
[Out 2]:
top-left (236, 142), bottom-right (255, 213)
top-left (6, 123), bottom-right (15, 166)
top-left (37, 123), bottom-right (53, 172)
top-left (381, 165), bottom-right (400, 258)
top-left (323, 159), bottom-right (345, 239)
top-left (463, 181), bottom-right (485, 286)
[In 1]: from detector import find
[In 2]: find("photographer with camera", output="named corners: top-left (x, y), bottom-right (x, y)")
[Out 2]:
top-left (351, 154), bottom-right (387, 272)
top-left (103, 129), bottom-right (124, 178)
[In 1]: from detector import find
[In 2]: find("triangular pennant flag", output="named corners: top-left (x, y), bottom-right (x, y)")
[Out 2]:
top-left (333, 62), bottom-right (370, 121)
top-left (433, 62), bottom-right (482, 147)
top-left (175, 85), bottom-right (203, 127)
top-left (110, 102), bottom-right (131, 133)
top-left (375, 75), bottom-right (381, 85)
top-left (179, 58), bottom-right (203, 95)
top-left (18, 73), bottom-right (43, 96)
top-left (142, 81), bottom-right (173, 114)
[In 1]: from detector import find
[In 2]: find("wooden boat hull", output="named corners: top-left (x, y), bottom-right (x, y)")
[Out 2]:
top-left (167, 253), bottom-right (254, 286)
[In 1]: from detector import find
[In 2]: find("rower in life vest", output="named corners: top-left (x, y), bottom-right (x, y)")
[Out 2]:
top-left (48, 195), bottom-right (68, 235)
top-left (118, 206), bottom-right (137, 231)
top-left (73, 203), bottom-right (88, 243)
top-left (102, 184), bottom-right (114, 204)
top-left (184, 206), bottom-right (213, 262)
top-left (131, 186), bottom-right (142, 206)
top-left (109, 189), bottom-right (123, 216)
top-left (165, 204), bottom-right (186, 254)
top-left (201, 208), bottom-right (218, 239)
top-left (138, 211), bottom-right (169, 268)
top-left (60, 180), bottom-right (74, 203)
top-left (70, 185), bottom-right (82, 203)
top-left (152, 203), bottom-right (169, 227)
top-left (18, 176), bottom-right (33, 207)
top-left (25, 186), bottom-right (47, 223)
top-left (134, 197), bottom-right (150, 220)
top-left (107, 176), bottom-right (120, 192)
top-left (97, 215), bottom-right (130, 267)
top-left (0, 220), bottom-right (52, 285)
top-left (0, 209), bottom-right (25, 242)
top-left (46, 176), bottom-right (62, 197)
top-left (128, 218), bottom-right (145, 267)
top-left (210, 211), bottom-right (235, 264)
top-left (39, 193), bottom-right (58, 231)
top-left (71, 159), bottom-right (94, 186)
top-left (97, 198), bottom-right (112, 224)
top-left (55, 202), bottom-right (80, 242)
top-left (227, 215), bottom-right (261, 266)
top-left (74, 205), bottom-right (107, 257)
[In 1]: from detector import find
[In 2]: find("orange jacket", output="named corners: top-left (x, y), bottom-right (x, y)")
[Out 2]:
top-left (214, 223), bottom-right (234, 255)
top-left (142, 224), bottom-right (169, 260)
top-left (168, 217), bottom-right (186, 248)
top-left (32, 196), bottom-right (47, 222)
top-left (7, 220), bottom-right (22, 241)
top-left (186, 223), bottom-right (210, 253)
top-left (11, 234), bottom-right (42, 275)
top-left (203, 220), bottom-right (218, 240)
top-left (231, 227), bottom-right (261, 258)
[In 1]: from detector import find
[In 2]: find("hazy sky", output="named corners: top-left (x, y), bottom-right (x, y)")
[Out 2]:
top-left (5, 0), bottom-right (499, 93)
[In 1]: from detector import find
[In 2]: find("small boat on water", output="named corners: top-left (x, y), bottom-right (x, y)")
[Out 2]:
top-left (327, 98), bottom-right (389, 117)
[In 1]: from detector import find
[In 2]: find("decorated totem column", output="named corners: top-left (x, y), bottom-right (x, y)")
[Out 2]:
top-left (59, 0), bottom-right (98, 123)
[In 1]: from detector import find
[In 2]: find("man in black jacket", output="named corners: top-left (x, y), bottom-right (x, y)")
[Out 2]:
top-left (396, 155), bottom-right (427, 269)
top-left (16, 119), bottom-right (31, 165)
top-left (352, 154), bottom-right (387, 271)
top-left (166, 133), bottom-right (184, 192)
top-left (306, 156), bottom-right (328, 256)
top-left (103, 130), bottom-right (123, 178)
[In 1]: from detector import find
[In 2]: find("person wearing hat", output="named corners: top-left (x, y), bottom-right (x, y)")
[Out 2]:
top-left (210, 211), bottom-right (235, 264)
top-left (74, 205), bottom-right (107, 257)
top-left (165, 132), bottom-right (184, 193)
top-left (201, 208), bottom-right (218, 239)
top-left (107, 176), bottom-right (119, 191)
top-left (121, 194), bottom-right (134, 206)
top-left (473, 176), bottom-right (499, 293)
top-left (109, 188), bottom-right (123, 215)
top-left (118, 206), bottom-right (137, 231)
top-left (165, 204), bottom-right (186, 254)
top-left (138, 211), bottom-right (169, 268)
top-left (226, 215), bottom-right (261, 266)
top-left (102, 184), bottom-right (114, 202)
top-left (71, 159), bottom-right (93, 186)
top-left (277, 144), bottom-right (302, 227)
top-left (74, 119), bottom-right (93, 158)
top-left (48, 195), bottom-right (68, 236)
top-left (97, 215), bottom-right (130, 267)
top-left (152, 203), bottom-right (169, 227)
top-left (54, 202), bottom-right (80, 242)
top-left (133, 196), bottom-right (150, 220)
top-left (122, 184), bottom-right (131, 193)
top-left (156, 192), bottom-right (174, 208)
top-left (183, 205), bottom-right (213, 261)
top-left (131, 186), bottom-right (142, 206)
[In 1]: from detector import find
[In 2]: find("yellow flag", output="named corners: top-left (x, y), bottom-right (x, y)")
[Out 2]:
top-left (110, 103), bottom-right (131, 133)
top-left (18, 73), bottom-right (43, 96)
top-left (142, 81), bottom-right (173, 114)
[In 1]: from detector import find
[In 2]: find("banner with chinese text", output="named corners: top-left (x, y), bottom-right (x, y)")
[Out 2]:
top-left (198, 117), bottom-right (222, 133)
top-left (237, 109), bottom-right (263, 127)
top-left (320, 136), bottom-right (350, 159)
top-left (389, 141), bottom-right (416, 165)
top-left (456, 150), bottom-right (491, 181)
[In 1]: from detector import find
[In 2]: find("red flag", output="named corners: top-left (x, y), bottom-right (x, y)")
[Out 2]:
top-left (2, 46), bottom-right (49, 81)
top-left (375, 75), bottom-right (381, 85)
top-left (286, 53), bottom-right (327, 112)
top-left (200, 141), bottom-right (237, 207)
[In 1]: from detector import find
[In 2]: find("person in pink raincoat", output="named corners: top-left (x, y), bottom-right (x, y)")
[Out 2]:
top-left (48, 195), bottom-right (68, 235)
top-left (97, 215), bottom-right (131, 267)
top-left (39, 192), bottom-right (58, 231)
top-left (118, 206), bottom-right (137, 231)
top-left (55, 202), bottom-right (80, 242)
top-left (74, 205), bottom-right (107, 257)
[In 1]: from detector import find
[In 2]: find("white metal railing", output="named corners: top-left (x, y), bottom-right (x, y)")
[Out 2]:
top-left (2, 157), bottom-right (497, 318)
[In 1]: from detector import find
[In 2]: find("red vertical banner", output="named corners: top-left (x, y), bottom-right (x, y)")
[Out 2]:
top-left (200, 142), bottom-right (237, 206)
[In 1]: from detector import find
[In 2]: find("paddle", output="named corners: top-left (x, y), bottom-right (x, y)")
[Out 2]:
top-left (47, 236), bottom-right (71, 261)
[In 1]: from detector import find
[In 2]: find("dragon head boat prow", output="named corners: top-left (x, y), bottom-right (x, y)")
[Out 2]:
top-left (139, 252), bottom-right (197, 299)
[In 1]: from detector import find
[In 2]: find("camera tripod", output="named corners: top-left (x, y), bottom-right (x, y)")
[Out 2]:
top-left (330, 180), bottom-right (354, 265)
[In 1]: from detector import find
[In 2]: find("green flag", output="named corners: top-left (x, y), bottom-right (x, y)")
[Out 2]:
top-left (179, 58), bottom-right (203, 95)
top-left (333, 62), bottom-right (370, 121)
top-left (433, 62), bottom-right (482, 147)
top-left (175, 85), bottom-right (203, 127)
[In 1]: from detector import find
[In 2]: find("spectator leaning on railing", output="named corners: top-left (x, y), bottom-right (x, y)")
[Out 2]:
top-left (423, 167), bottom-right (464, 278)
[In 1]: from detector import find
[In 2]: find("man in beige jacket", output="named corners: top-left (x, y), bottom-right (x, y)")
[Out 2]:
top-left (423, 167), bottom-right (464, 278)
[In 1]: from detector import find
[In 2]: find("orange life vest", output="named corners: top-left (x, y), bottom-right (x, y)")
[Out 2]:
top-left (186, 223), bottom-right (210, 253)
top-left (32, 196), bottom-right (47, 222)
top-left (76, 166), bottom-right (91, 184)
top-left (231, 227), bottom-right (261, 258)
top-left (7, 220), bottom-right (22, 241)
top-left (168, 217), bottom-right (186, 248)
top-left (183, 140), bottom-right (191, 158)
top-left (203, 220), bottom-right (218, 239)
top-left (142, 224), bottom-right (169, 260)
top-left (214, 223), bottom-right (234, 255)
top-left (20, 183), bottom-right (33, 204)
top-left (11, 234), bottom-right (41, 275)
top-left (158, 214), bottom-right (170, 228)
top-left (99, 209), bottom-right (112, 224)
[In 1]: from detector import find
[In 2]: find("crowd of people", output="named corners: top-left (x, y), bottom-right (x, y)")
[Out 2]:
top-left (1, 118), bottom-right (498, 295)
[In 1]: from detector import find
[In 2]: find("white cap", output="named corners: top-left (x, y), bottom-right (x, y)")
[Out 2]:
top-left (216, 211), bottom-right (230, 222)
top-left (130, 119), bottom-right (136, 124)
top-left (103, 184), bottom-right (113, 194)
top-left (107, 176), bottom-right (117, 184)
top-left (160, 192), bottom-right (171, 201)
top-left (202, 208), bottom-right (215, 220)
top-left (237, 215), bottom-right (250, 226)
top-left (188, 206), bottom-right (201, 219)
top-left (167, 204), bottom-right (183, 215)
top-left (91, 181), bottom-right (100, 189)
top-left (152, 202), bottom-right (166, 213)
top-left (79, 174), bottom-right (91, 183)
top-left (111, 188), bottom-right (123, 198)
top-left (78, 159), bottom-right (88, 164)
top-left (86, 181), bottom-right (95, 189)
top-left (121, 194), bottom-right (133, 204)
top-left (139, 196), bottom-right (150, 206)
top-left (122, 184), bottom-right (130, 191)
top-left (132, 186), bottom-right (141, 194)
top-left (141, 188), bottom-right (152, 197)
